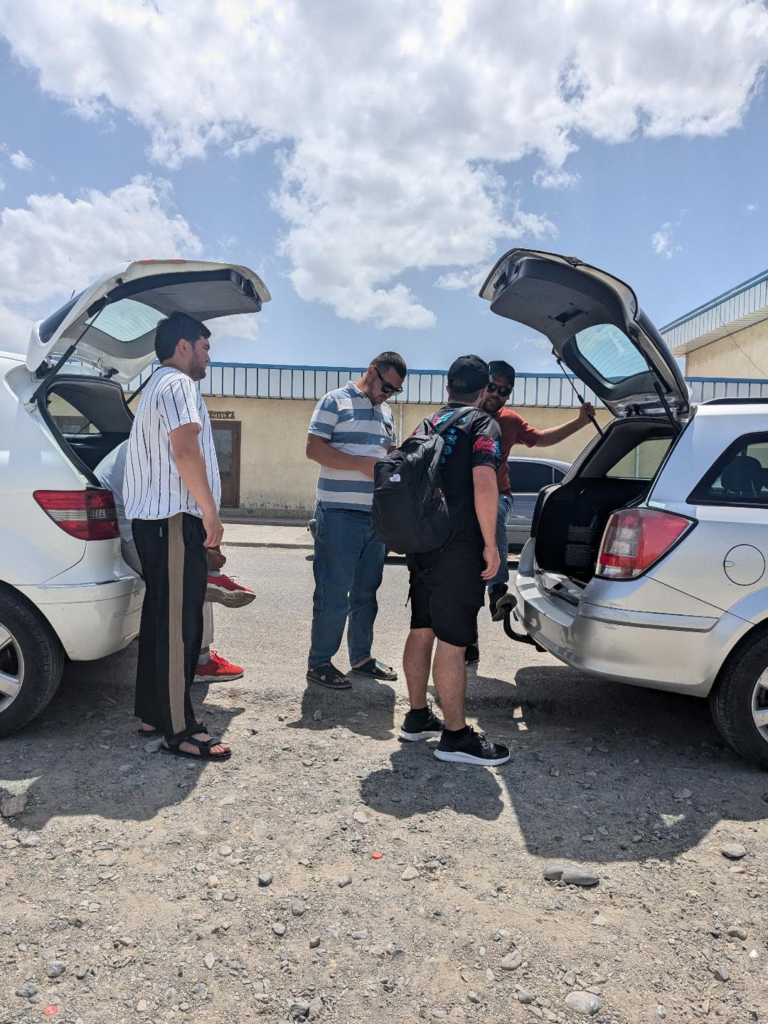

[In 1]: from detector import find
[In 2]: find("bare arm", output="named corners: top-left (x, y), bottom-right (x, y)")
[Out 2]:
top-left (170, 423), bottom-right (223, 548)
top-left (306, 434), bottom-right (379, 479)
top-left (473, 465), bottom-right (501, 581)
top-left (534, 402), bottom-right (595, 448)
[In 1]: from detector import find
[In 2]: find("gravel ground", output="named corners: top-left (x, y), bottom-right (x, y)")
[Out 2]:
top-left (1, 547), bottom-right (767, 1024)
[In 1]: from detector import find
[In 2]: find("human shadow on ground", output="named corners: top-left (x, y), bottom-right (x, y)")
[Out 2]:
top-left (0, 643), bottom-right (243, 831)
top-left (360, 738), bottom-right (505, 821)
top-left (359, 661), bottom-right (768, 860)
top-left (287, 673), bottom-right (397, 741)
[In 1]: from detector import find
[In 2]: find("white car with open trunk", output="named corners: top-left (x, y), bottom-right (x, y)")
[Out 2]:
top-left (0, 259), bottom-right (269, 735)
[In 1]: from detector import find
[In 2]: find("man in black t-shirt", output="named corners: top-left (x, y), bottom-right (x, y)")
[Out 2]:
top-left (397, 356), bottom-right (511, 766)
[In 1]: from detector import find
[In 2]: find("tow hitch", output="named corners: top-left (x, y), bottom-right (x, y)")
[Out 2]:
top-left (494, 594), bottom-right (546, 653)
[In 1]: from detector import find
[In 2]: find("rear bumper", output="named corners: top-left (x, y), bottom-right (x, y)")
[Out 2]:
top-left (512, 569), bottom-right (746, 697)
top-left (20, 575), bottom-right (144, 661)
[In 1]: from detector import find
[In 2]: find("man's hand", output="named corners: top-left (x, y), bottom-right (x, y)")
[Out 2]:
top-left (202, 509), bottom-right (224, 549)
top-left (481, 543), bottom-right (501, 582)
top-left (207, 546), bottom-right (227, 571)
top-left (577, 401), bottom-right (596, 427)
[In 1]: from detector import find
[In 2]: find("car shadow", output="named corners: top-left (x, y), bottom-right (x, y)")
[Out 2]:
top-left (0, 643), bottom-right (243, 830)
top-left (358, 662), bottom-right (768, 860)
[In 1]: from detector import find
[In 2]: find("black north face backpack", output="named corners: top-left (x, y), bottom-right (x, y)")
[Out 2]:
top-left (372, 408), bottom-right (471, 554)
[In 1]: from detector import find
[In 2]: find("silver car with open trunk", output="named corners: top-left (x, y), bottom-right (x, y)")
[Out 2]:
top-left (480, 248), bottom-right (768, 769)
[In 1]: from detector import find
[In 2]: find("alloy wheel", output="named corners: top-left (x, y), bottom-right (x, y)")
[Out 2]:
top-left (0, 623), bottom-right (24, 714)
top-left (751, 668), bottom-right (768, 740)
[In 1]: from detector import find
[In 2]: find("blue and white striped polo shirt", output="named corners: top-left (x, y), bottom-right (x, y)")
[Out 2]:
top-left (308, 381), bottom-right (396, 510)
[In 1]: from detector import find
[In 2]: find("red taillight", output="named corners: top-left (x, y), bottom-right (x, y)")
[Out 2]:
top-left (596, 508), bottom-right (693, 580)
top-left (33, 489), bottom-right (119, 542)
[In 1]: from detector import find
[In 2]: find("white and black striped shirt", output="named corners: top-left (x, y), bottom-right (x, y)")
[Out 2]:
top-left (123, 367), bottom-right (221, 521)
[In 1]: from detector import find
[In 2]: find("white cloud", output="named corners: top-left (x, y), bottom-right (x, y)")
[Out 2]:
top-left (205, 312), bottom-right (259, 344)
top-left (1, 0), bottom-right (766, 327)
top-left (0, 178), bottom-right (5, 192)
top-left (0, 176), bottom-right (201, 312)
top-left (533, 166), bottom-right (580, 190)
top-left (9, 150), bottom-right (33, 171)
top-left (651, 222), bottom-right (683, 259)
top-left (746, 203), bottom-right (758, 214)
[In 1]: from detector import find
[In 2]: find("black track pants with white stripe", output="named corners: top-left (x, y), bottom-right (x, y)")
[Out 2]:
top-left (132, 513), bottom-right (208, 742)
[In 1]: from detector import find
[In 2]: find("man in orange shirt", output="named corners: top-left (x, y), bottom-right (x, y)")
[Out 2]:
top-left (465, 360), bottom-right (594, 663)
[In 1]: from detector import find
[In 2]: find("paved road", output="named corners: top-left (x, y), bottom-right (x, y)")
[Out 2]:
top-left (2, 547), bottom-right (767, 1021)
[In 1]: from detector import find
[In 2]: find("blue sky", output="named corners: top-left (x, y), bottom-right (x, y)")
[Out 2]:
top-left (1, 1), bottom-right (768, 374)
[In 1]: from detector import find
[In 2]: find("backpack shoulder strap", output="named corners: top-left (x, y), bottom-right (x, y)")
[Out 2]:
top-left (430, 406), bottom-right (475, 437)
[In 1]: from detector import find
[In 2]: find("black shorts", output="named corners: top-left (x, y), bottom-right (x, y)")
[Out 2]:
top-left (407, 539), bottom-right (485, 648)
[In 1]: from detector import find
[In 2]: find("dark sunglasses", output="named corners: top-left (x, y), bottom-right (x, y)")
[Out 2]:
top-left (374, 366), bottom-right (403, 395)
top-left (486, 382), bottom-right (512, 398)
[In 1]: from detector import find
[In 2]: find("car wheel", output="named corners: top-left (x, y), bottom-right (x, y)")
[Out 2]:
top-left (709, 628), bottom-right (768, 769)
top-left (0, 588), bottom-right (65, 737)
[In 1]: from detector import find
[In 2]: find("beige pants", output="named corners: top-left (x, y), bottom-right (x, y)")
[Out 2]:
top-left (123, 538), bottom-right (214, 649)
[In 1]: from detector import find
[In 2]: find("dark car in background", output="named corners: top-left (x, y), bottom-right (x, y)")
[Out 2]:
top-left (506, 456), bottom-right (571, 550)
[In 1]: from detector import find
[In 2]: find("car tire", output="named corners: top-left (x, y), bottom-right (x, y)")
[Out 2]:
top-left (0, 587), bottom-right (65, 737)
top-left (709, 627), bottom-right (768, 769)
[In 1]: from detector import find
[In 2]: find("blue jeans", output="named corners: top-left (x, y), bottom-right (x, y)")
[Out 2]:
top-left (487, 493), bottom-right (514, 589)
top-left (308, 504), bottom-right (386, 670)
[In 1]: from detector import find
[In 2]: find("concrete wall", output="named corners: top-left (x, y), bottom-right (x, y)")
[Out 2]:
top-left (204, 395), bottom-right (611, 518)
top-left (685, 320), bottom-right (768, 378)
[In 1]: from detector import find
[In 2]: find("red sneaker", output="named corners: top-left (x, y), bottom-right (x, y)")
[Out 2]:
top-left (194, 651), bottom-right (244, 683)
top-left (206, 572), bottom-right (255, 608)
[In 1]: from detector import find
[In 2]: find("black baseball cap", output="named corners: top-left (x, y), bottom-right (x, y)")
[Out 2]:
top-left (447, 354), bottom-right (490, 394)
top-left (488, 360), bottom-right (516, 387)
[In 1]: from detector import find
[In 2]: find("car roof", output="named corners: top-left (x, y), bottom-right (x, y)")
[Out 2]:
top-left (507, 455), bottom-right (571, 470)
top-left (696, 400), bottom-right (768, 417)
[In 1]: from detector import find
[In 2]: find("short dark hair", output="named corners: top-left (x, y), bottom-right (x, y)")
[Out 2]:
top-left (155, 312), bottom-right (211, 361)
top-left (372, 351), bottom-right (407, 378)
top-left (447, 386), bottom-right (482, 404)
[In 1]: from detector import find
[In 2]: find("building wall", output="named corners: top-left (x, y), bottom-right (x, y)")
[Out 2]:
top-left (685, 320), bottom-right (768, 378)
top-left (204, 395), bottom-right (611, 517)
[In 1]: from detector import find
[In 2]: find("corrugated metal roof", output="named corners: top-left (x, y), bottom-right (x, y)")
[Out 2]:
top-left (660, 267), bottom-right (768, 356)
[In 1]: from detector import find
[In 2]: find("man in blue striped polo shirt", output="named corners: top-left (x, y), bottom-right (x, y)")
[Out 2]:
top-left (305, 352), bottom-right (407, 690)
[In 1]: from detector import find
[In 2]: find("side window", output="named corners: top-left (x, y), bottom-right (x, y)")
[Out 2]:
top-left (689, 433), bottom-right (768, 507)
top-left (47, 395), bottom-right (99, 436)
top-left (509, 460), bottom-right (554, 493)
top-left (553, 469), bottom-right (566, 483)
top-left (606, 438), bottom-right (672, 481)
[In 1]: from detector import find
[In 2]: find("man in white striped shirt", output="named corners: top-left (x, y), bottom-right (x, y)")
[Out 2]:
top-left (305, 353), bottom-right (407, 690)
top-left (124, 312), bottom-right (230, 762)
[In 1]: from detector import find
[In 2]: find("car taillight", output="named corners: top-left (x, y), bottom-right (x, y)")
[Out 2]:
top-left (596, 508), bottom-right (694, 580)
top-left (33, 489), bottom-right (119, 541)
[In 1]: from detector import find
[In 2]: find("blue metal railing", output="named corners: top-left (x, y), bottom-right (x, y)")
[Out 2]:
top-left (122, 362), bottom-right (768, 409)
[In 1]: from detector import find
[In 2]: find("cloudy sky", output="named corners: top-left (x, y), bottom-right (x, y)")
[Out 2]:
top-left (1, 0), bottom-right (768, 373)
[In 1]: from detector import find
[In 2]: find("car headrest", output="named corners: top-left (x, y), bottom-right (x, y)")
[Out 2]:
top-left (721, 455), bottom-right (764, 497)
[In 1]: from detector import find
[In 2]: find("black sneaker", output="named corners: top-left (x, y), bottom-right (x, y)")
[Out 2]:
top-left (465, 643), bottom-right (479, 665)
top-left (434, 726), bottom-right (510, 766)
top-left (398, 703), bottom-right (444, 742)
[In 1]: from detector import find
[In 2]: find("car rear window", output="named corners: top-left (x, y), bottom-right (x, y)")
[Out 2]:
top-left (689, 432), bottom-right (768, 507)
top-left (606, 437), bottom-right (672, 481)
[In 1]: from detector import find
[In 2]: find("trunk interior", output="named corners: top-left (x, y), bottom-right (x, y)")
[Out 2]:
top-left (532, 419), bottom-right (676, 583)
top-left (41, 375), bottom-right (134, 484)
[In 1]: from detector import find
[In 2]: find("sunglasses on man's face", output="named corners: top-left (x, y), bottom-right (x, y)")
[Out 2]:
top-left (374, 366), bottom-right (403, 395)
top-left (486, 382), bottom-right (512, 398)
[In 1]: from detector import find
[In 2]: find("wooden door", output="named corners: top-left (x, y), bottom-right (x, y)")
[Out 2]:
top-left (212, 421), bottom-right (241, 507)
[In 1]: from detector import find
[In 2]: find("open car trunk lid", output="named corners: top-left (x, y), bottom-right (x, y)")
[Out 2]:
top-left (26, 259), bottom-right (270, 383)
top-left (479, 248), bottom-right (689, 422)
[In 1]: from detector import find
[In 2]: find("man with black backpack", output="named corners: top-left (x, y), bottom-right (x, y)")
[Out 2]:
top-left (395, 356), bottom-right (510, 766)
